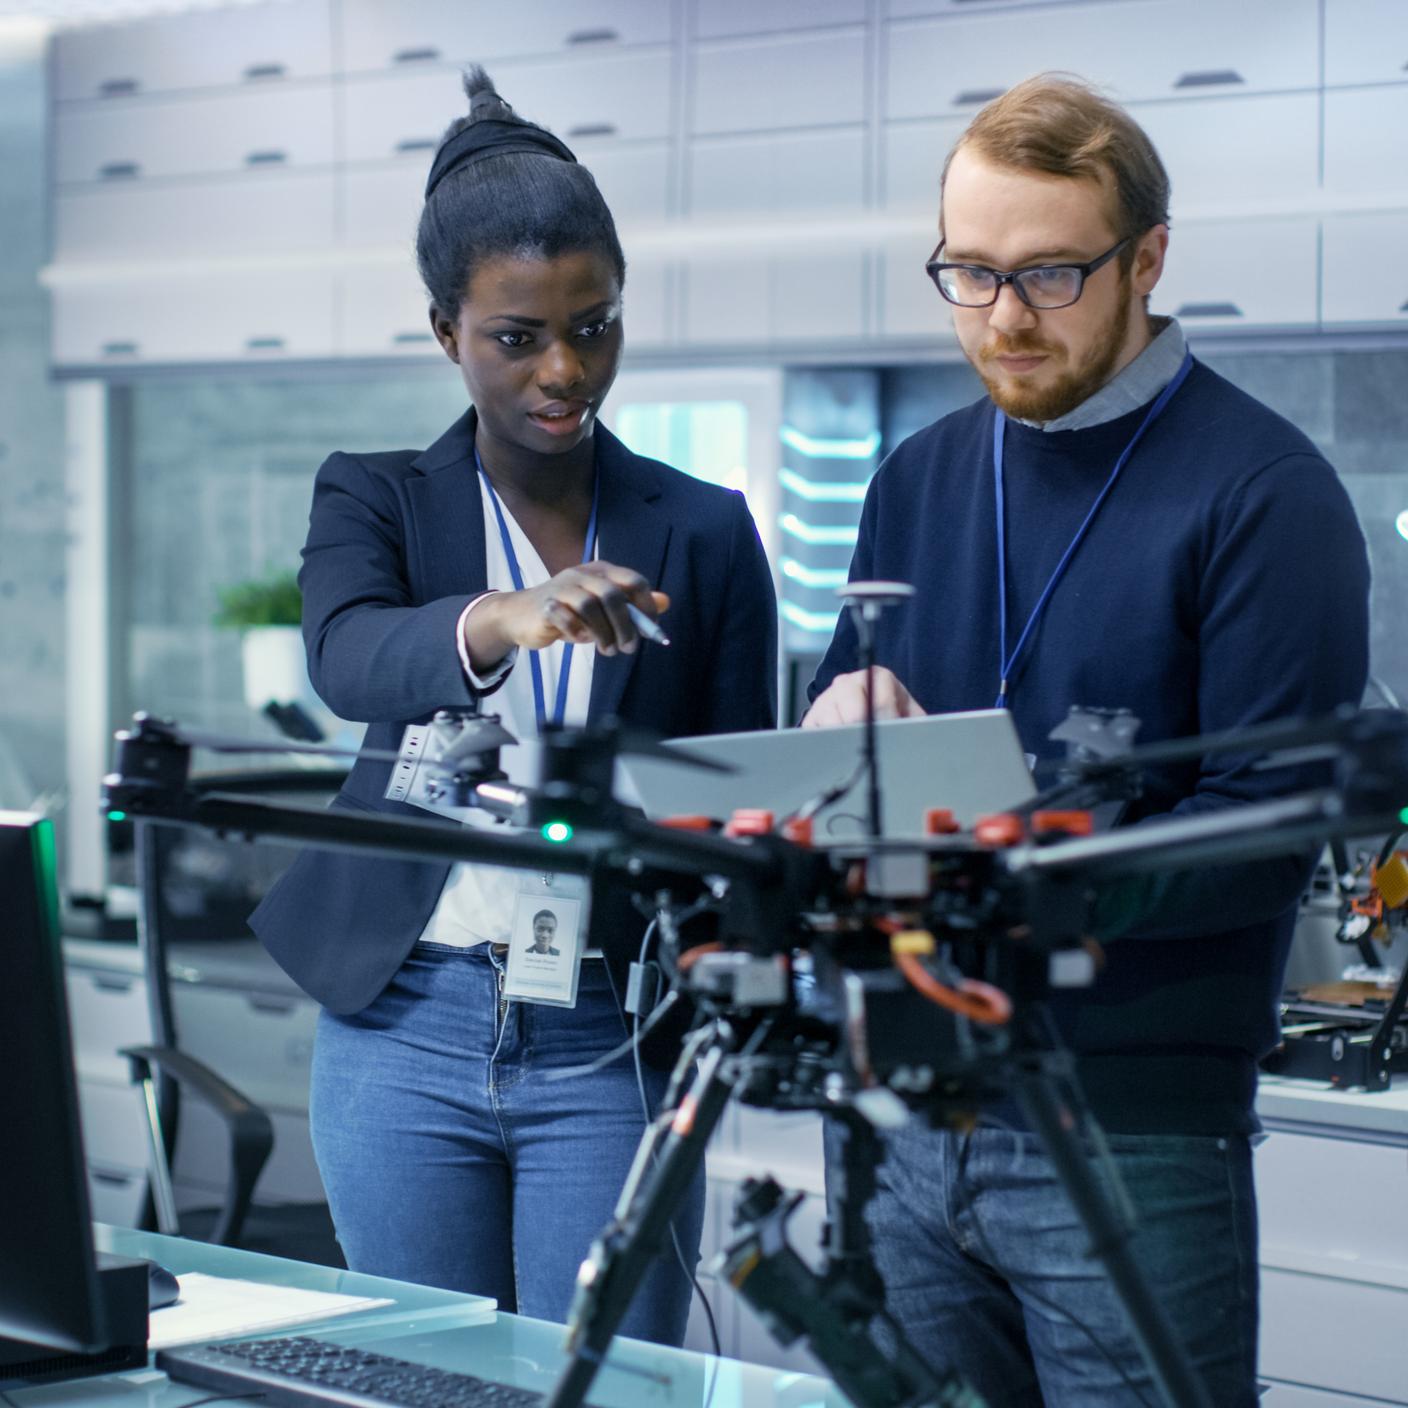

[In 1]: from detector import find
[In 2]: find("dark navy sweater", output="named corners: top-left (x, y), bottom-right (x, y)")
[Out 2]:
top-left (812, 361), bottom-right (1370, 1133)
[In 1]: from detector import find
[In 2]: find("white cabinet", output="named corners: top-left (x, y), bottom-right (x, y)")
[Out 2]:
top-left (52, 0), bottom-right (333, 101)
top-left (339, 0), bottom-right (672, 74)
top-left (1323, 86), bottom-right (1408, 204)
top-left (340, 265), bottom-right (436, 356)
top-left (1322, 213), bottom-right (1408, 327)
top-left (52, 268), bottom-right (337, 366)
top-left (688, 129), bottom-right (867, 217)
top-left (53, 172), bottom-right (336, 262)
top-left (887, 0), bottom-right (1114, 13)
top-left (694, 0), bottom-right (868, 38)
top-left (65, 947), bottom-right (152, 1230)
top-left (66, 961), bottom-right (151, 1085)
top-left (577, 142), bottom-right (673, 225)
top-left (621, 257), bottom-right (670, 350)
top-left (886, 0), bottom-right (1319, 120)
top-left (682, 252), bottom-right (867, 347)
top-left (882, 117), bottom-right (967, 210)
top-left (1253, 1097), bottom-right (1408, 1406)
top-left (1148, 216), bottom-right (1318, 329)
top-left (342, 167), bottom-right (426, 250)
top-left (691, 30), bottom-right (868, 134)
top-left (55, 85), bottom-right (336, 185)
top-left (879, 233), bottom-right (957, 341)
top-left (1135, 92), bottom-right (1318, 214)
top-left (342, 49), bottom-right (672, 159)
top-left (1324, 0), bottom-right (1408, 87)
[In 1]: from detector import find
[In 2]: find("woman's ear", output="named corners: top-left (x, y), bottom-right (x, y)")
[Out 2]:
top-left (429, 304), bottom-right (460, 362)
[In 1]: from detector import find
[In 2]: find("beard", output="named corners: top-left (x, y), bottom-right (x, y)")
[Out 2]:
top-left (972, 273), bottom-right (1134, 422)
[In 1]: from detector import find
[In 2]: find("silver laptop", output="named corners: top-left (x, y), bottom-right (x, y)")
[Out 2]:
top-left (617, 710), bottom-right (1035, 840)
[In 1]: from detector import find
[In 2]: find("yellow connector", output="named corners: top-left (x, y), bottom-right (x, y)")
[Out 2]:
top-left (890, 929), bottom-right (936, 956)
top-left (1376, 852), bottom-right (1408, 911)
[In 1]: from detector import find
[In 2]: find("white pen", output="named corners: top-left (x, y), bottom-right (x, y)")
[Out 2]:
top-left (627, 602), bottom-right (671, 647)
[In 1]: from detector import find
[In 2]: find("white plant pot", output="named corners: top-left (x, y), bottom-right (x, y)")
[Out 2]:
top-left (240, 625), bottom-right (312, 713)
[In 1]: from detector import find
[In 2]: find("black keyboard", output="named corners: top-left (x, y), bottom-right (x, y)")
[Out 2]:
top-left (157, 1334), bottom-right (546, 1407)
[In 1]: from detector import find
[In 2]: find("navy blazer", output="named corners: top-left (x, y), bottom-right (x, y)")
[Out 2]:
top-left (249, 410), bottom-right (777, 1016)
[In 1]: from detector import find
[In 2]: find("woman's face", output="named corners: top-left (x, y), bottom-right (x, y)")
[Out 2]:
top-left (431, 249), bottom-right (623, 463)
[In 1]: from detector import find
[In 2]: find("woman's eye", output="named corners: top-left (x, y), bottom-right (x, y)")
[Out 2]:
top-left (494, 331), bottom-right (530, 348)
top-left (578, 318), bottom-right (612, 339)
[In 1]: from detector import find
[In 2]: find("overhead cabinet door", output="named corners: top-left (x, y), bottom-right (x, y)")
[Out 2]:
top-left (1322, 87), bottom-right (1408, 205)
top-left (53, 0), bottom-right (333, 100)
top-left (51, 269), bottom-right (337, 367)
top-left (55, 86), bottom-right (335, 185)
top-left (53, 173), bottom-right (336, 262)
top-left (691, 30), bottom-right (867, 134)
top-left (1148, 216), bottom-right (1318, 329)
top-left (1322, 213), bottom-right (1408, 327)
top-left (886, 0), bottom-right (1318, 120)
top-left (343, 51), bottom-right (671, 160)
top-left (339, 0), bottom-right (671, 72)
top-left (1323, 0), bottom-right (1408, 86)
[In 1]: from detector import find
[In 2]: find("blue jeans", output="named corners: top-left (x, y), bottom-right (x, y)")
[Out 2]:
top-left (310, 943), bottom-right (703, 1345)
top-left (826, 1119), bottom-right (1258, 1407)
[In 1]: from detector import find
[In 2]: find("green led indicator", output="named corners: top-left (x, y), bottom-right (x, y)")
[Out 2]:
top-left (107, 810), bottom-right (128, 822)
top-left (541, 821), bottom-right (574, 844)
top-left (1399, 806), bottom-right (1408, 827)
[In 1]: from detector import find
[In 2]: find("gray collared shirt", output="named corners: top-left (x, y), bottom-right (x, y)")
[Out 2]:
top-left (1018, 317), bottom-right (1187, 432)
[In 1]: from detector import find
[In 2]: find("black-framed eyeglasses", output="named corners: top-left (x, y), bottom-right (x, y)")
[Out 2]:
top-left (925, 236), bottom-right (1130, 310)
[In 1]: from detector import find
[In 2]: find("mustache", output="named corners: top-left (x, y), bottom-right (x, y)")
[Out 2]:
top-left (980, 336), bottom-right (1059, 362)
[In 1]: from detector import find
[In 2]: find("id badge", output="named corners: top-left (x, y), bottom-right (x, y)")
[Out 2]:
top-left (501, 871), bottom-right (591, 1008)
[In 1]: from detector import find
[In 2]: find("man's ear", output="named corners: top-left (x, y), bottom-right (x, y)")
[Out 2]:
top-left (429, 304), bottom-right (460, 363)
top-left (1132, 224), bottom-right (1169, 299)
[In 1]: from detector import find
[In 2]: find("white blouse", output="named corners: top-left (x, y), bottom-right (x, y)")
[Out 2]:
top-left (414, 475), bottom-right (595, 948)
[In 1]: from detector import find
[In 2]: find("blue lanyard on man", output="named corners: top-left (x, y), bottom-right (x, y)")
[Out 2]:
top-left (992, 350), bottom-right (1194, 710)
top-left (475, 446), bottom-right (601, 733)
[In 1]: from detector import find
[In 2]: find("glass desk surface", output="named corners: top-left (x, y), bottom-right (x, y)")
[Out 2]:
top-left (4, 1226), bottom-right (849, 1408)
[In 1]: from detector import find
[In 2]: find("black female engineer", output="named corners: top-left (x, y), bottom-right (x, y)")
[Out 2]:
top-left (250, 69), bottom-right (778, 1344)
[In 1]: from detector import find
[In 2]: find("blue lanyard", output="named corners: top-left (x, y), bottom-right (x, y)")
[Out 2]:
top-left (992, 350), bottom-right (1194, 709)
top-left (475, 448), bottom-right (600, 732)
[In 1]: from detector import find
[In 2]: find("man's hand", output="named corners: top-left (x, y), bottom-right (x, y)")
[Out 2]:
top-left (464, 563), bottom-right (669, 671)
top-left (802, 667), bottom-right (925, 728)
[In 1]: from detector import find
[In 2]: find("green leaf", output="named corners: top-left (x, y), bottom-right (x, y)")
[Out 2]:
top-left (212, 569), bottom-right (302, 628)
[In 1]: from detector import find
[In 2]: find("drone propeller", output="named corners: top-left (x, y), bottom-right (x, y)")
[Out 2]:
top-left (1056, 704), bottom-right (1400, 778)
top-left (170, 723), bottom-right (405, 766)
top-left (555, 718), bottom-right (736, 775)
top-left (126, 712), bottom-right (732, 778)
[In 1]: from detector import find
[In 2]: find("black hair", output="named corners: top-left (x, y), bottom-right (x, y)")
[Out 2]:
top-left (416, 67), bottom-right (627, 319)
top-left (532, 909), bottom-right (557, 926)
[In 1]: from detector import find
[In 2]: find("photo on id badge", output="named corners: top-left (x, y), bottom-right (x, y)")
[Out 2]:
top-left (504, 888), bottom-right (586, 1006)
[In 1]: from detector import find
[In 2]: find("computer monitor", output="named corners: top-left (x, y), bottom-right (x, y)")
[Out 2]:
top-left (0, 812), bottom-right (147, 1379)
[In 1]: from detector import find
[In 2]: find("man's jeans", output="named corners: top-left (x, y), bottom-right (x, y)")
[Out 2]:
top-left (826, 1118), bottom-right (1258, 1407)
top-left (310, 943), bottom-right (703, 1344)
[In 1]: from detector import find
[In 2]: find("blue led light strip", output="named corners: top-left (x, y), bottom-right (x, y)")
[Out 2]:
top-left (779, 467), bottom-right (870, 503)
top-left (781, 558), bottom-right (850, 589)
top-left (780, 425), bottom-right (882, 460)
top-left (780, 601), bottom-right (842, 633)
top-left (779, 513), bottom-right (860, 546)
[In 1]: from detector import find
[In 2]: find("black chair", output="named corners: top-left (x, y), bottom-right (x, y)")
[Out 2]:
top-left (123, 770), bottom-right (346, 1268)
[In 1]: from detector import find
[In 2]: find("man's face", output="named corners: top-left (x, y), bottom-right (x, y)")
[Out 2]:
top-left (531, 914), bottom-right (557, 951)
top-left (939, 148), bottom-right (1166, 421)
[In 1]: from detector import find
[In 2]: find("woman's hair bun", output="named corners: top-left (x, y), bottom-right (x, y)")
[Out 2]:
top-left (463, 64), bottom-right (515, 123)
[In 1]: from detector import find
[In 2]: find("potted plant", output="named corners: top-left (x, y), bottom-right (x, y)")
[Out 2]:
top-left (213, 569), bottom-right (309, 715)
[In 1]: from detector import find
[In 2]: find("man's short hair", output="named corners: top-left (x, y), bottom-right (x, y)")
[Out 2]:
top-left (532, 909), bottom-right (557, 926)
top-left (941, 73), bottom-right (1171, 266)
